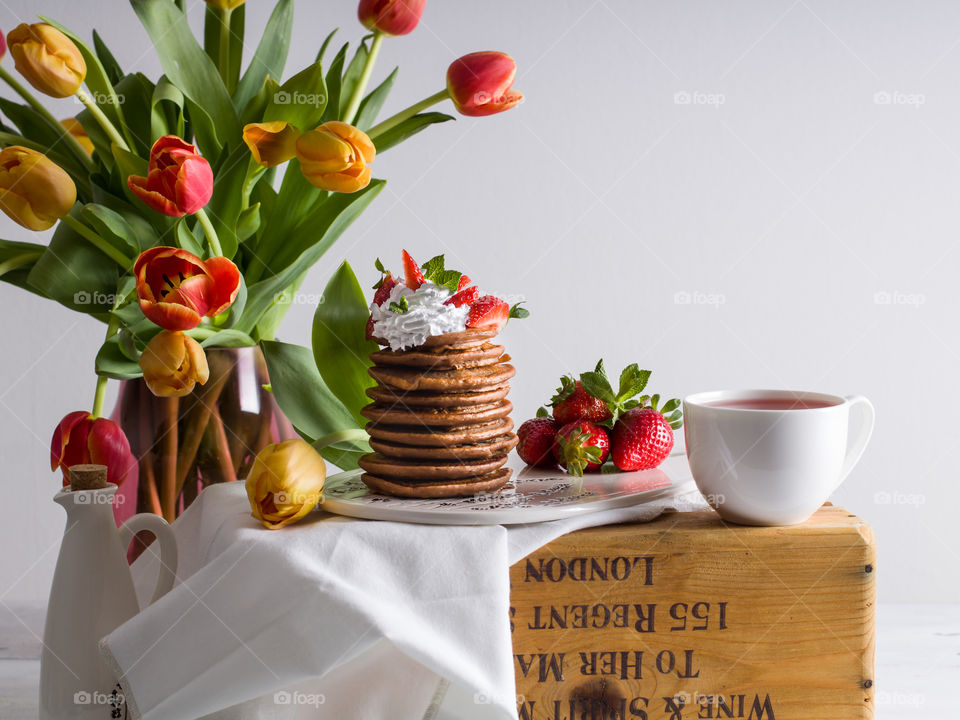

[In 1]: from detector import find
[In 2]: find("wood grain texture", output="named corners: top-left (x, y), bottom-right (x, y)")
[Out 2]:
top-left (509, 505), bottom-right (876, 719)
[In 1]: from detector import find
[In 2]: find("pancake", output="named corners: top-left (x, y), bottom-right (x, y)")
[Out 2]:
top-left (365, 383), bottom-right (511, 408)
top-left (361, 400), bottom-right (513, 427)
top-left (361, 467), bottom-right (513, 498)
top-left (369, 433), bottom-right (518, 461)
top-left (358, 452), bottom-right (509, 481)
top-left (369, 363), bottom-right (516, 392)
top-left (365, 418), bottom-right (515, 447)
top-left (370, 343), bottom-right (504, 370)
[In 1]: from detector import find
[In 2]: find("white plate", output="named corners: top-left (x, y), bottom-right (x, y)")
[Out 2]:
top-left (320, 452), bottom-right (697, 525)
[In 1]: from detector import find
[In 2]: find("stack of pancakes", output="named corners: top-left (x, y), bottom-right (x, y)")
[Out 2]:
top-left (358, 328), bottom-right (518, 498)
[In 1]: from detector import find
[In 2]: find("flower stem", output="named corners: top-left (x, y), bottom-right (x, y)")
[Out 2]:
top-left (343, 31), bottom-right (384, 125)
top-left (0, 66), bottom-right (96, 172)
top-left (76, 88), bottom-right (131, 152)
top-left (91, 314), bottom-right (122, 418)
top-left (218, 8), bottom-right (233, 93)
top-left (0, 251), bottom-right (42, 277)
top-left (366, 89), bottom-right (450, 142)
top-left (61, 215), bottom-right (133, 268)
top-left (241, 161), bottom-right (266, 211)
top-left (194, 208), bottom-right (223, 257)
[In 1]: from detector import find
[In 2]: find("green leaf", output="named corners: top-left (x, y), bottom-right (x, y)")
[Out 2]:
top-left (617, 364), bottom-right (651, 400)
top-left (579, 371), bottom-right (616, 405)
top-left (92, 30), bottom-right (124, 85)
top-left (261, 339), bottom-right (369, 470)
top-left (96, 336), bottom-right (143, 379)
top-left (371, 112), bottom-right (455, 153)
top-left (80, 204), bottom-right (141, 255)
top-left (320, 43), bottom-right (349, 123)
top-left (130, 0), bottom-right (240, 151)
top-left (661, 398), bottom-right (681, 414)
top-left (234, 0), bottom-right (294, 111)
top-left (111, 73), bottom-right (157, 157)
top-left (354, 67), bottom-right (398, 131)
top-left (535, 406), bottom-right (550, 418)
top-left (237, 203), bottom-right (261, 242)
top-left (340, 38), bottom-right (370, 117)
top-left (0, 100), bottom-right (89, 179)
top-left (151, 77), bottom-right (185, 141)
top-left (388, 296), bottom-right (409, 314)
top-left (240, 76), bottom-right (279, 126)
top-left (237, 180), bottom-right (384, 334)
top-left (312, 261), bottom-right (379, 427)
top-left (316, 29), bottom-right (338, 65)
top-left (263, 61), bottom-right (328, 129)
top-left (509, 302), bottom-right (529, 319)
top-left (204, 143), bottom-right (251, 260)
top-left (204, 4), bottom-right (245, 94)
top-left (26, 208), bottom-right (119, 314)
top-left (175, 218), bottom-right (205, 256)
top-left (0, 239), bottom-right (46, 296)
top-left (194, 328), bottom-right (256, 348)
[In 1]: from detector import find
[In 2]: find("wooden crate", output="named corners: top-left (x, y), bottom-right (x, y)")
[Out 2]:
top-left (509, 505), bottom-right (875, 720)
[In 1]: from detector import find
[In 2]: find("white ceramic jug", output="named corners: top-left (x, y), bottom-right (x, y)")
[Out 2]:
top-left (39, 482), bottom-right (178, 719)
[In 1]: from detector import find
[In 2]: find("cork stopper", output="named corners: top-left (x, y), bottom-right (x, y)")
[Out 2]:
top-left (69, 464), bottom-right (108, 491)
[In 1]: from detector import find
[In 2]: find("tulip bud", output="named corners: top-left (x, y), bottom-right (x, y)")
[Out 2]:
top-left (446, 51), bottom-right (523, 117)
top-left (128, 135), bottom-right (213, 217)
top-left (205, 0), bottom-right (247, 10)
top-left (50, 411), bottom-right (137, 488)
top-left (358, 0), bottom-right (427, 37)
top-left (0, 146), bottom-right (76, 231)
top-left (246, 439), bottom-right (326, 529)
top-left (242, 121), bottom-right (301, 168)
top-left (0, 29), bottom-right (7, 59)
top-left (296, 121), bottom-right (376, 193)
top-left (7, 23), bottom-right (86, 98)
top-left (139, 330), bottom-right (210, 398)
top-left (61, 117), bottom-right (93, 155)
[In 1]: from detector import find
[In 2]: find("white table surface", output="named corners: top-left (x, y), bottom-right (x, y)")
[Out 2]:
top-left (1, 602), bottom-right (956, 719)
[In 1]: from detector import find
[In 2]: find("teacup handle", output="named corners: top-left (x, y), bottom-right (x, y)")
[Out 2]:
top-left (119, 513), bottom-right (179, 608)
top-left (835, 395), bottom-right (875, 491)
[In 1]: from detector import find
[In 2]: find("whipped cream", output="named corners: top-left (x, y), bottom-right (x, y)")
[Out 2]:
top-left (370, 280), bottom-right (469, 351)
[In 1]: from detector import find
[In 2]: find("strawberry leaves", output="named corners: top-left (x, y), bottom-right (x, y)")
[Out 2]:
top-left (580, 360), bottom-right (650, 426)
top-left (649, 394), bottom-right (683, 429)
top-left (550, 374), bottom-right (578, 406)
top-left (509, 302), bottom-right (530, 319)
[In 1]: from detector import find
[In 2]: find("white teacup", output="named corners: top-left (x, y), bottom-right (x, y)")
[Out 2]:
top-left (683, 390), bottom-right (875, 526)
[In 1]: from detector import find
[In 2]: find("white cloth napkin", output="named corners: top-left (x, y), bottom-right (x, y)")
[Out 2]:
top-left (101, 465), bottom-right (708, 720)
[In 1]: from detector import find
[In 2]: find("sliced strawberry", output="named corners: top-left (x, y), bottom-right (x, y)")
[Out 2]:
top-left (402, 250), bottom-right (425, 289)
top-left (373, 272), bottom-right (397, 306)
top-left (445, 285), bottom-right (480, 307)
top-left (466, 295), bottom-right (509, 328)
top-left (457, 274), bottom-right (471, 291)
top-left (365, 315), bottom-right (376, 340)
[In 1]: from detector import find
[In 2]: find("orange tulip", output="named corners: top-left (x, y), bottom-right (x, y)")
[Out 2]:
top-left (358, 0), bottom-right (427, 37)
top-left (7, 23), bottom-right (86, 98)
top-left (447, 51), bottom-right (523, 117)
top-left (242, 121), bottom-right (301, 168)
top-left (0, 146), bottom-right (76, 231)
top-left (128, 136), bottom-right (214, 217)
top-left (246, 439), bottom-right (326, 529)
top-left (135, 246), bottom-right (241, 331)
top-left (205, 0), bottom-right (246, 10)
top-left (139, 330), bottom-right (210, 397)
top-left (296, 121), bottom-right (375, 193)
top-left (61, 117), bottom-right (93, 155)
top-left (50, 411), bottom-right (137, 488)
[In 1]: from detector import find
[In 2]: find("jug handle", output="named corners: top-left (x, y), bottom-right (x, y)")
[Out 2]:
top-left (119, 514), bottom-right (179, 607)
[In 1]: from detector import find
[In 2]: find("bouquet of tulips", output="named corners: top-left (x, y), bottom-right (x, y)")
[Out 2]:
top-left (0, 0), bottom-right (521, 510)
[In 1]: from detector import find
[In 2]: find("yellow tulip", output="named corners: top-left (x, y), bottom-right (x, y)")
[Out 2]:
top-left (205, 0), bottom-right (247, 10)
top-left (139, 330), bottom-right (210, 398)
top-left (296, 121), bottom-right (375, 193)
top-left (0, 146), bottom-right (76, 231)
top-left (242, 121), bottom-right (301, 168)
top-left (7, 23), bottom-right (86, 98)
top-left (60, 117), bottom-right (93, 155)
top-left (246, 439), bottom-right (327, 530)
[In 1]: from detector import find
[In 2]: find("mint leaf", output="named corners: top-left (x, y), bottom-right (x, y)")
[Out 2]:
top-left (389, 296), bottom-right (409, 314)
top-left (509, 302), bottom-right (529, 319)
top-left (579, 370), bottom-right (616, 405)
top-left (536, 406), bottom-right (550, 418)
top-left (617, 364), bottom-right (650, 400)
top-left (374, 257), bottom-right (386, 273)
top-left (432, 269), bottom-right (462, 293)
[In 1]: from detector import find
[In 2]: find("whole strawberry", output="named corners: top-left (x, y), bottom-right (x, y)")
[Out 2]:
top-left (550, 378), bottom-right (612, 425)
top-left (611, 401), bottom-right (681, 471)
top-left (553, 420), bottom-right (610, 476)
top-left (517, 417), bottom-right (559, 468)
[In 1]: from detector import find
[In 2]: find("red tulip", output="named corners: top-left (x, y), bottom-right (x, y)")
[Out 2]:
top-left (135, 246), bottom-right (241, 331)
top-left (0, 29), bottom-right (6, 59)
top-left (358, 0), bottom-right (426, 37)
top-left (446, 51), bottom-right (523, 117)
top-left (50, 411), bottom-right (137, 488)
top-left (128, 135), bottom-right (213, 217)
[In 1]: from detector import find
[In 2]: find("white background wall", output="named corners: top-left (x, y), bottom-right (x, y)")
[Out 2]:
top-left (1, 0), bottom-right (956, 608)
